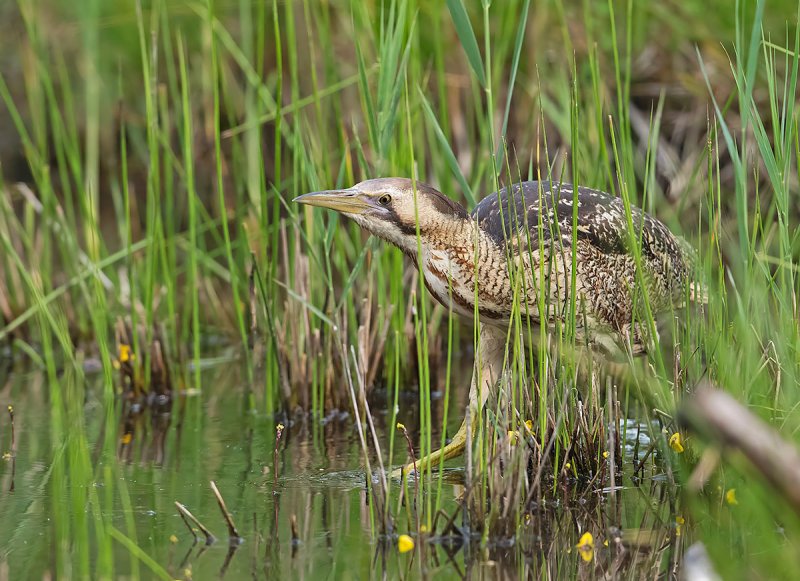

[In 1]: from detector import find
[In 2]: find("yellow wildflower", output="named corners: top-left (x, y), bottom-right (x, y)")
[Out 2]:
top-left (396, 423), bottom-right (406, 431)
top-left (676, 515), bottom-right (685, 536)
top-left (603, 451), bottom-right (609, 459)
top-left (398, 534), bottom-right (414, 553)
top-left (669, 432), bottom-right (684, 453)
top-left (525, 420), bottom-right (533, 431)
top-left (170, 534), bottom-right (178, 543)
top-left (576, 531), bottom-right (594, 562)
top-left (119, 344), bottom-right (134, 363)
top-left (121, 433), bottom-right (132, 444)
top-left (726, 488), bottom-right (738, 505)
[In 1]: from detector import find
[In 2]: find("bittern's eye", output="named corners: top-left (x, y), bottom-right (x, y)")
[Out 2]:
top-left (378, 194), bottom-right (392, 205)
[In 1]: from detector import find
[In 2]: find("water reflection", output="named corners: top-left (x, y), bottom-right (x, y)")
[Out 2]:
top-left (118, 393), bottom-right (174, 465)
top-left (0, 362), bottom-right (686, 580)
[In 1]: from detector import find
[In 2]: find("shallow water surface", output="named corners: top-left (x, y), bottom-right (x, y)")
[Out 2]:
top-left (0, 358), bottom-right (683, 579)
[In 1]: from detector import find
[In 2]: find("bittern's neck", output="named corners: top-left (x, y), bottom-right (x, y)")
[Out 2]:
top-left (409, 217), bottom-right (507, 320)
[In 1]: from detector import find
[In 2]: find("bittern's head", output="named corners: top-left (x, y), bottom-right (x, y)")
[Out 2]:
top-left (293, 178), bottom-right (469, 253)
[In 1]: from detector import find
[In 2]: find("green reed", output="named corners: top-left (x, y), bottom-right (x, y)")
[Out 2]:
top-left (2, 0), bottom-right (800, 577)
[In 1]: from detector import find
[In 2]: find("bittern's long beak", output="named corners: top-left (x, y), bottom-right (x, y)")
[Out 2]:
top-left (293, 187), bottom-right (372, 215)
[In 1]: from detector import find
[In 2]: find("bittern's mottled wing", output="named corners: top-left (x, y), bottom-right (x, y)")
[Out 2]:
top-left (471, 181), bottom-right (691, 311)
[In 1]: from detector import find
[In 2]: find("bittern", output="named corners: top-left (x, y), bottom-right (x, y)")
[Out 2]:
top-left (294, 178), bottom-right (697, 477)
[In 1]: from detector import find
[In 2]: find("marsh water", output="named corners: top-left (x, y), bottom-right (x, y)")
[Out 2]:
top-left (0, 350), bottom-right (682, 580)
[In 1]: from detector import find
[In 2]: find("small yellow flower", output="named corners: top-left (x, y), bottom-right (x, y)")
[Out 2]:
top-left (603, 451), bottom-right (609, 459)
top-left (726, 488), bottom-right (738, 505)
top-left (565, 462), bottom-right (571, 470)
top-left (603, 540), bottom-right (609, 546)
top-left (508, 430), bottom-right (517, 444)
top-left (396, 423), bottom-right (406, 431)
top-left (119, 344), bottom-right (134, 363)
top-left (121, 433), bottom-right (132, 444)
top-left (676, 515), bottom-right (685, 536)
top-left (7, 405), bottom-right (12, 412)
top-left (576, 531), bottom-right (594, 562)
top-left (170, 534), bottom-right (178, 543)
top-left (669, 432), bottom-right (684, 453)
top-left (420, 525), bottom-right (427, 532)
top-left (398, 534), bottom-right (414, 553)
top-left (525, 420), bottom-right (533, 431)
top-left (277, 424), bottom-right (285, 431)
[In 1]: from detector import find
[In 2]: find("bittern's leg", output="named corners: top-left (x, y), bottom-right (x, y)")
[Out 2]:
top-left (395, 323), bottom-right (507, 478)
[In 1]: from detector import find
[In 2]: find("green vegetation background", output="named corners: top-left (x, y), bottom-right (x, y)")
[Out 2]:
top-left (1, 0), bottom-right (799, 578)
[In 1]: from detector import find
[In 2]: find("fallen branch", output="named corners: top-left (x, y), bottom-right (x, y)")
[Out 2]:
top-left (681, 386), bottom-right (800, 516)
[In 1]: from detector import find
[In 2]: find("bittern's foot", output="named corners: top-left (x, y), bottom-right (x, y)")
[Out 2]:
top-left (390, 419), bottom-right (471, 479)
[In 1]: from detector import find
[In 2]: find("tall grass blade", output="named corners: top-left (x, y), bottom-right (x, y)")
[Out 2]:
top-left (417, 87), bottom-right (476, 206)
top-left (446, 0), bottom-right (487, 88)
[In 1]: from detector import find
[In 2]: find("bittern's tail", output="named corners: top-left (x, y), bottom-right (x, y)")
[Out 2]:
top-left (689, 280), bottom-right (709, 304)
top-left (675, 234), bottom-right (708, 305)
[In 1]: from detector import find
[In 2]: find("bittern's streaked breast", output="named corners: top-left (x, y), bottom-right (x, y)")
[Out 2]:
top-left (295, 177), bottom-right (694, 356)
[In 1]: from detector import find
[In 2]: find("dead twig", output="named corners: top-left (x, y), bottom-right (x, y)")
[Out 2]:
top-left (175, 501), bottom-right (216, 545)
top-left (210, 481), bottom-right (241, 540)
